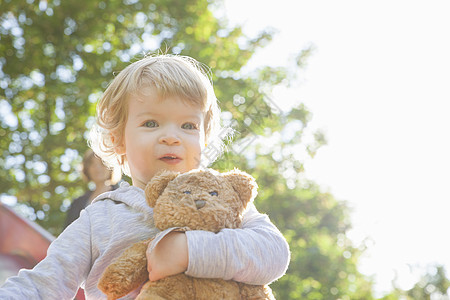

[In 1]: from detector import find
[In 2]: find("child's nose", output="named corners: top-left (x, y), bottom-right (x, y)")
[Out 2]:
top-left (158, 133), bottom-right (181, 145)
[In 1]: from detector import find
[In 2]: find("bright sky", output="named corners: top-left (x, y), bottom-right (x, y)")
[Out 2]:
top-left (222, 0), bottom-right (450, 295)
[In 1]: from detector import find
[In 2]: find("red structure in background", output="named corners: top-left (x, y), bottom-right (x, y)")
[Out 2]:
top-left (0, 202), bottom-right (85, 299)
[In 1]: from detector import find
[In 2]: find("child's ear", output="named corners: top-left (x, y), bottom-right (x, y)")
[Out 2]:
top-left (223, 168), bottom-right (258, 208)
top-left (111, 133), bottom-right (126, 155)
top-left (145, 170), bottom-right (179, 207)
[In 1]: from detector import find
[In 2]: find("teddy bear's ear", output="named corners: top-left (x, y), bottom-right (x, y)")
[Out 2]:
top-left (223, 168), bottom-right (258, 208)
top-left (145, 170), bottom-right (179, 207)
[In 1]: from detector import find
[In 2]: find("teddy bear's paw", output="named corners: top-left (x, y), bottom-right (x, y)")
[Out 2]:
top-left (98, 239), bottom-right (150, 299)
top-left (98, 270), bottom-right (146, 300)
top-left (98, 282), bottom-right (127, 300)
top-left (239, 283), bottom-right (275, 300)
top-left (135, 274), bottom-right (195, 300)
top-left (135, 291), bottom-right (166, 300)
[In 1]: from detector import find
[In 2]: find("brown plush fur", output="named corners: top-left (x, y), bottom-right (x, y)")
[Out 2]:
top-left (98, 168), bottom-right (274, 300)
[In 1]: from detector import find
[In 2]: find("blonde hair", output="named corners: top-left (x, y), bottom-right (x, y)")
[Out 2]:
top-left (89, 54), bottom-right (225, 176)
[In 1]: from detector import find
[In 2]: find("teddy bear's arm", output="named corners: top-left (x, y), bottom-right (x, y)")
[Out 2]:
top-left (98, 239), bottom-right (150, 300)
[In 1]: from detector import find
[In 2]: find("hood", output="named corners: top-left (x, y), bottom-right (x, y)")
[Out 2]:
top-left (92, 181), bottom-right (153, 216)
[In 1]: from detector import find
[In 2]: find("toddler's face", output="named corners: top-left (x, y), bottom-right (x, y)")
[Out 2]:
top-left (116, 87), bottom-right (205, 189)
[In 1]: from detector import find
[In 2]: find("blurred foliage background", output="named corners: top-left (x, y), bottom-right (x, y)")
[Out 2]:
top-left (0, 0), bottom-right (449, 299)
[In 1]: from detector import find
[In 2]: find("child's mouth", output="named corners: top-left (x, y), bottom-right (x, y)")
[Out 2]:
top-left (159, 155), bottom-right (181, 164)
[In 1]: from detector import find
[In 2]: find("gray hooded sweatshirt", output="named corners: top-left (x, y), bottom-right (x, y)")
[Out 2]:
top-left (0, 182), bottom-right (290, 299)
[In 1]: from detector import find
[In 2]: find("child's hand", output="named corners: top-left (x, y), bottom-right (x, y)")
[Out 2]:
top-left (146, 231), bottom-right (189, 281)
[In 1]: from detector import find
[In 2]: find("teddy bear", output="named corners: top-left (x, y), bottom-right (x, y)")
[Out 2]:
top-left (98, 168), bottom-right (275, 300)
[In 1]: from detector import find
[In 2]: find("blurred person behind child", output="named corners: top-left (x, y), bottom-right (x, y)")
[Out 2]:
top-left (64, 149), bottom-right (121, 228)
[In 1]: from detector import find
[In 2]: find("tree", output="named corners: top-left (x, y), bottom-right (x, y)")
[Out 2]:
top-left (379, 265), bottom-right (450, 300)
top-left (1, 0), bottom-right (375, 298)
top-left (404, 265), bottom-right (450, 300)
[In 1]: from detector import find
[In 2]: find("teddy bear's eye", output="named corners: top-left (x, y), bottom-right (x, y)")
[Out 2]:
top-left (209, 191), bottom-right (218, 196)
top-left (183, 191), bottom-right (191, 194)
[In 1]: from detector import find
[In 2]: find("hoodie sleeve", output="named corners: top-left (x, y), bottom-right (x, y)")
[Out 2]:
top-left (184, 203), bottom-right (290, 285)
top-left (0, 209), bottom-right (93, 300)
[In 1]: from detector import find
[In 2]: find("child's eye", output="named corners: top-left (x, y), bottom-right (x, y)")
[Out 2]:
top-left (143, 120), bottom-right (158, 128)
top-left (209, 191), bottom-right (218, 196)
top-left (181, 122), bottom-right (198, 130)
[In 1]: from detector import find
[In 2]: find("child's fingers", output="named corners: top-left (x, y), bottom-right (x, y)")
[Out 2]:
top-left (147, 261), bottom-right (152, 273)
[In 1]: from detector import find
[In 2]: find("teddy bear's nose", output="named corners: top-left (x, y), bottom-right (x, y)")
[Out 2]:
top-left (194, 200), bottom-right (206, 209)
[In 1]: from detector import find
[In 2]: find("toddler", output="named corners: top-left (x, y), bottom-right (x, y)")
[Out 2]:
top-left (0, 54), bottom-right (290, 299)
